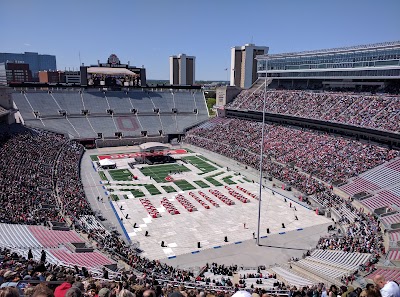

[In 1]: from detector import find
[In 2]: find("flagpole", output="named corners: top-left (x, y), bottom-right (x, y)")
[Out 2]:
top-left (256, 57), bottom-right (268, 246)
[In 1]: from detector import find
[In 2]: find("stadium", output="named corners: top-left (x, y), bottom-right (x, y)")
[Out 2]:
top-left (1, 35), bottom-right (400, 297)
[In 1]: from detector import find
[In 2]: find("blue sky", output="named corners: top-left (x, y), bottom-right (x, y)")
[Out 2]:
top-left (1, 0), bottom-right (399, 80)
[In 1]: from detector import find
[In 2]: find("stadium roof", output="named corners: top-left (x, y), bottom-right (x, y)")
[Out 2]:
top-left (257, 40), bottom-right (400, 59)
top-left (87, 67), bottom-right (138, 76)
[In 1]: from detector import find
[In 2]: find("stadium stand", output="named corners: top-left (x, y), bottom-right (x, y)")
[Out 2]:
top-left (380, 213), bottom-right (400, 227)
top-left (3, 85), bottom-right (400, 294)
top-left (49, 249), bottom-right (115, 269)
top-left (368, 267), bottom-right (400, 283)
top-left (271, 266), bottom-right (314, 287)
top-left (341, 159), bottom-right (400, 196)
top-left (12, 89), bottom-right (208, 139)
top-left (28, 226), bottom-right (84, 248)
top-left (52, 91), bottom-right (85, 114)
top-left (184, 117), bottom-right (398, 185)
top-left (226, 90), bottom-right (400, 133)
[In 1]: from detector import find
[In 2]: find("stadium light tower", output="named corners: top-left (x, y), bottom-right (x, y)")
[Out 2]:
top-left (256, 57), bottom-right (268, 246)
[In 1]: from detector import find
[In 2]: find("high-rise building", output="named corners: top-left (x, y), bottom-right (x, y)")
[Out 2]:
top-left (0, 63), bottom-right (6, 86)
top-left (169, 54), bottom-right (195, 85)
top-left (0, 52), bottom-right (56, 77)
top-left (230, 44), bottom-right (269, 89)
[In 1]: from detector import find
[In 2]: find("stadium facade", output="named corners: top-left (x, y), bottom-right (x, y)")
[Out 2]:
top-left (256, 41), bottom-right (400, 91)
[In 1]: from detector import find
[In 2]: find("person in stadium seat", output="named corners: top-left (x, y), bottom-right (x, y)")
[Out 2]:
top-left (97, 288), bottom-right (110, 297)
top-left (32, 283), bottom-right (55, 297)
top-left (329, 285), bottom-right (338, 297)
top-left (65, 288), bottom-right (83, 297)
top-left (0, 287), bottom-right (19, 297)
top-left (373, 275), bottom-right (400, 297)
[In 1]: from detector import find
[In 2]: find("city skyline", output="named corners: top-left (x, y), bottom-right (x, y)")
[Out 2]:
top-left (1, 0), bottom-right (399, 80)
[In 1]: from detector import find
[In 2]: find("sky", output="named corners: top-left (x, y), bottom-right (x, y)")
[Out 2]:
top-left (0, 0), bottom-right (400, 81)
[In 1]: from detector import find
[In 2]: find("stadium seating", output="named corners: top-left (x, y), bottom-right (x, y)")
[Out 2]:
top-left (152, 91), bottom-right (174, 111)
top-left (185, 117), bottom-right (398, 186)
top-left (271, 266), bottom-right (314, 287)
top-left (105, 91), bottom-right (133, 113)
top-left (387, 250), bottom-right (400, 261)
top-left (52, 91), bottom-right (84, 114)
top-left (24, 92), bottom-right (61, 116)
top-left (226, 90), bottom-right (400, 133)
top-left (49, 248), bottom-right (115, 269)
top-left (173, 91), bottom-right (197, 112)
top-left (12, 89), bottom-right (209, 139)
top-left (309, 250), bottom-right (371, 270)
top-left (380, 213), bottom-right (400, 226)
top-left (28, 226), bottom-right (84, 248)
top-left (129, 91), bottom-right (157, 113)
top-left (368, 267), bottom-right (400, 283)
top-left (0, 224), bottom-right (42, 248)
top-left (341, 159), bottom-right (400, 196)
top-left (362, 191), bottom-right (400, 211)
top-left (82, 92), bottom-right (110, 114)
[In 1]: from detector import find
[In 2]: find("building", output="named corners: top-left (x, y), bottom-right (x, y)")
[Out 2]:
top-left (65, 71), bottom-right (81, 84)
top-left (169, 54), bottom-right (196, 85)
top-left (0, 52), bottom-right (56, 77)
top-left (38, 70), bottom-right (65, 83)
top-left (230, 44), bottom-right (269, 89)
top-left (6, 62), bottom-right (32, 83)
top-left (80, 54), bottom-right (146, 87)
top-left (37, 70), bottom-right (81, 85)
top-left (256, 41), bottom-right (400, 91)
top-left (0, 63), bottom-right (6, 86)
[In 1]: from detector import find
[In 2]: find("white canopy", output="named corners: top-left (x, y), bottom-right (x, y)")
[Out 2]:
top-left (87, 67), bottom-right (137, 76)
top-left (139, 142), bottom-right (171, 151)
top-left (99, 159), bottom-right (116, 166)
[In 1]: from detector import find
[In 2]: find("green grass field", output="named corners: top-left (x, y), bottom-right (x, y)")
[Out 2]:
top-left (109, 169), bottom-right (132, 181)
top-left (222, 176), bottom-right (236, 185)
top-left (140, 164), bottom-right (191, 183)
top-left (130, 189), bottom-right (145, 198)
top-left (98, 171), bottom-right (108, 181)
top-left (193, 180), bottom-right (210, 188)
top-left (182, 156), bottom-right (217, 173)
top-left (208, 171), bottom-right (225, 178)
top-left (205, 177), bottom-right (223, 186)
top-left (110, 194), bottom-right (119, 201)
top-left (144, 184), bottom-right (162, 195)
top-left (161, 185), bottom-right (177, 193)
top-left (174, 180), bottom-right (196, 191)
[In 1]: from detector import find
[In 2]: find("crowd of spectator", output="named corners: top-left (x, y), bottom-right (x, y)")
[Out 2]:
top-left (1, 239), bottom-right (394, 297)
top-left (226, 90), bottom-right (400, 133)
top-left (0, 129), bottom-right (95, 226)
top-left (184, 118), bottom-right (397, 185)
top-left (184, 117), bottom-right (397, 259)
top-left (55, 141), bottom-right (93, 221)
top-left (1, 124), bottom-right (399, 296)
top-left (0, 130), bottom-right (65, 224)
